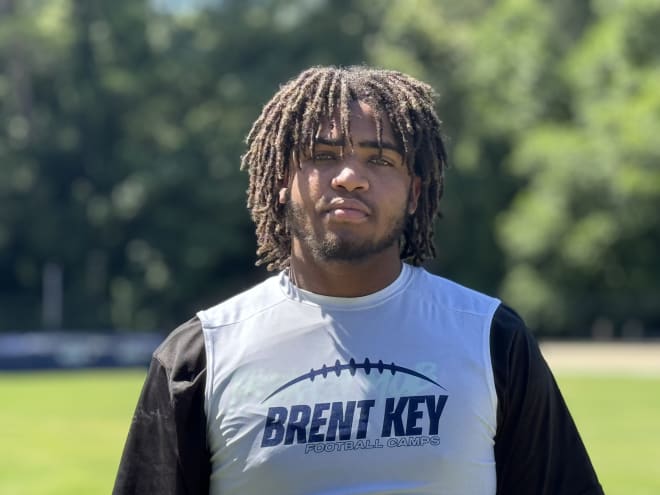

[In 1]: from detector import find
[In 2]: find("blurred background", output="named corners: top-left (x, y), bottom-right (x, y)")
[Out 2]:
top-left (1, 0), bottom-right (659, 340)
top-left (0, 1), bottom-right (659, 493)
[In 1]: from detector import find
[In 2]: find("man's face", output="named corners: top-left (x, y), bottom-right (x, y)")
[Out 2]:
top-left (285, 100), bottom-right (421, 263)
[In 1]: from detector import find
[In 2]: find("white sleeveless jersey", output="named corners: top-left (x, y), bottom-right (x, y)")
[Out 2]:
top-left (198, 264), bottom-right (501, 495)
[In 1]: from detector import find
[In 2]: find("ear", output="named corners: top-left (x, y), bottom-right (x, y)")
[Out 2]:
top-left (278, 150), bottom-right (299, 204)
top-left (408, 176), bottom-right (422, 214)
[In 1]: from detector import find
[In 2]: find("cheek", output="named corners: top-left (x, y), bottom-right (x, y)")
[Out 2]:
top-left (374, 178), bottom-right (416, 218)
top-left (291, 170), bottom-right (323, 204)
top-left (381, 176), bottom-right (413, 202)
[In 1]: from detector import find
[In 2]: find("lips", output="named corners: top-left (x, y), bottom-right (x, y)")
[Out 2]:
top-left (322, 198), bottom-right (371, 222)
top-left (325, 198), bottom-right (371, 214)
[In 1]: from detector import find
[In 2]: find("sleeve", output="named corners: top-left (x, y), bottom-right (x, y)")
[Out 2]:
top-left (490, 304), bottom-right (604, 495)
top-left (112, 317), bottom-right (211, 495)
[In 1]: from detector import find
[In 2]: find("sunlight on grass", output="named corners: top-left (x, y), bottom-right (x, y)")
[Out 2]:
top-left (556, 374), bottom-right (660, 495)
top-left (0, 370), bottom-right (146, 495)
top-left (0, 370), bottom-right (657, 494)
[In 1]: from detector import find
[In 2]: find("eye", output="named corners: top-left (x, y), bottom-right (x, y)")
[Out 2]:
top-left (369, 156), bottom-right (395, 167)
top-left (313, 151), bottom-right (338, 162)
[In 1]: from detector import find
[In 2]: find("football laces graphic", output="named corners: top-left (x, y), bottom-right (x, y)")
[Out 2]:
top-left (263, 358), bottom-right (445, 402)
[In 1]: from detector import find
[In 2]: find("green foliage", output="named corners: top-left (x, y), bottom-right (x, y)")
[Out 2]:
top-left (497, 0), bottom-right (660, 333)
top-left (0, 0), bottom-right (658, 335)
top-left (0, 0), bottom-right (374, 330)
top-left (368, 0), bottom-right (660, 334)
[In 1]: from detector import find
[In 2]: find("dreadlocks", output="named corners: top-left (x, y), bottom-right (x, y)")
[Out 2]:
top-left (240, 65), bottom-right (448, 271)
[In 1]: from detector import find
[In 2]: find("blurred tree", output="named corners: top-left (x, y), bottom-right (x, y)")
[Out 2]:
top-left (0, 0), bottom-right (379, 331)
top-left (497, 0), bottom-right (660, 335)
top-left (0, 0), bottom-right (658, 337)
top-left (365, 0), bottom-right (561, 297)
top-left (365, 0), bottom-right (660, 336)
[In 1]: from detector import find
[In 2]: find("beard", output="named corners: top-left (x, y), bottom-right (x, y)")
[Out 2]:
top-left (285, 198), bottom-right (409, 263)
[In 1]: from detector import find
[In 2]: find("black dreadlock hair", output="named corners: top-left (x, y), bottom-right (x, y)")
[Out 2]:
top-left (240, 65), bottom-right (448, 271)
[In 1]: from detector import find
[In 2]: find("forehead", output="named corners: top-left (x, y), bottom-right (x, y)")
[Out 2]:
top-left (317, 100), bottom-right (397, 145)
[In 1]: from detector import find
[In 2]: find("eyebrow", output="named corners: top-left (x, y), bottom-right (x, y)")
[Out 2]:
top-left (314, 137), bottom-right (403, 154)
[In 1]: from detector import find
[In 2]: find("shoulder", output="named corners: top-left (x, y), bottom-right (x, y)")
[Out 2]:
top-left (152, 317), bottom-right (206, 383)
top-left (151, 275), bottom-right (286, 379)
top-left (410, 266), bottom-right (501, 317)
top-left (489, 304), bottom-right (544, 402)
top-left (490, 304), bottom-right (530, 359)
top-left (489, 304), bottom-right (559, 398)
top-left (196, 273), bottom-right (287, 329)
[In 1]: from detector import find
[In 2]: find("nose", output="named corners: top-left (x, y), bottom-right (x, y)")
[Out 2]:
top-left (331, 157), bottom-right (369, 192)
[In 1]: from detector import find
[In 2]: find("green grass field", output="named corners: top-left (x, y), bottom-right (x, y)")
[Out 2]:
top-left (0, 369), bottom-right (658, 494)
top-left (557, 374), bottom-right (660, 495)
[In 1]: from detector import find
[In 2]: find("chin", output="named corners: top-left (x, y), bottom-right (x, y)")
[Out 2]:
top-left (314, 235), bottom-right (396, 262)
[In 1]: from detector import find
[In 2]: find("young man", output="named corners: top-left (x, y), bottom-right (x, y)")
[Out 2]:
top-left (113, 66), bottom-right (603, 495)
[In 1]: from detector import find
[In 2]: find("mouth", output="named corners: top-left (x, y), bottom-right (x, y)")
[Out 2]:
top-left (322, 198), bottom-right (371, 223)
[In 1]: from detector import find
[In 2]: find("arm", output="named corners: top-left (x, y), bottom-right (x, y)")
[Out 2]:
top-left (491, 305), bottom-right (604, 495)
top-left (113, 317), bottom-right (211, 495)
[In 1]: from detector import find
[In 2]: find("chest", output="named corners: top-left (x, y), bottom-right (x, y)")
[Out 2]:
top-left (205, 307), bottom-right (497, 494)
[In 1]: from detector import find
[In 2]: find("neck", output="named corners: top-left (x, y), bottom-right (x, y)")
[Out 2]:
top-left (288, 243), bottom-right (403, 297)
